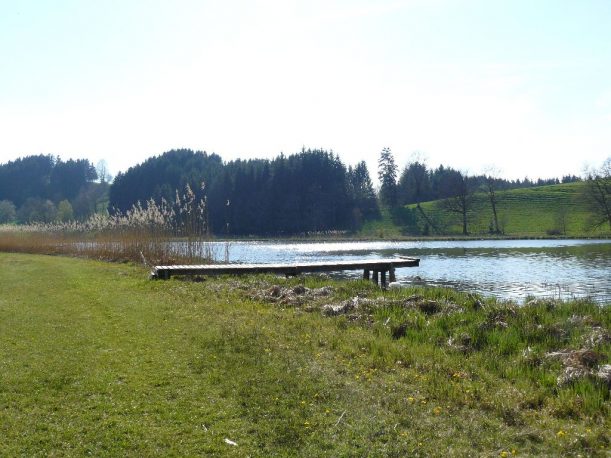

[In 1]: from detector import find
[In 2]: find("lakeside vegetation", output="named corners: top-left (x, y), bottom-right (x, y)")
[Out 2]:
top-left (0, 189), bottom-right (213, 265)
top-left (0, 253), bottom-right (608, 456)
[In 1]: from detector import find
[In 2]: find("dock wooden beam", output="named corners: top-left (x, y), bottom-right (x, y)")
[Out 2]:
top-left (152, 257), bottom-right (419, 287)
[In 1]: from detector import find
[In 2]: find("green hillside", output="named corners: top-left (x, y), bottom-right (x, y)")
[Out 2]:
top-left (359, 207), bottom-right (407, 238)
top-left (360, 182), bottom-right (610, 238)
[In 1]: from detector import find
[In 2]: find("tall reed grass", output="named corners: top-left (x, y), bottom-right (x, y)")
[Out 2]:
top-left (0, 185), bottom-right (214, 265)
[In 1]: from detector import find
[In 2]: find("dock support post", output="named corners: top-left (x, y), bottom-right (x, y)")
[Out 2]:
top-left (363, 269), bottom-right (370, 280)
top-left (373, 270), bottom-right (379, 285)
top-left (389, 267), bottom-right (396, 283)
top-left (381, 270), bottom-right (387, 288)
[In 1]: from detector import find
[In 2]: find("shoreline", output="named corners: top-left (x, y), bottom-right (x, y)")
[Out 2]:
top-left (208, 234), bottom-right (611, 243)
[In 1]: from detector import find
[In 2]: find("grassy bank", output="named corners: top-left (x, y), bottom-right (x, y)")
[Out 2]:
top-left (359, 182), bottom-right (610, 239)
top-left (0, 253), bottom-right (609, 456)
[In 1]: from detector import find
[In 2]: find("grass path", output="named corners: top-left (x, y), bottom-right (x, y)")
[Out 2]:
top-left (0, 253), bottom-right (609, 456)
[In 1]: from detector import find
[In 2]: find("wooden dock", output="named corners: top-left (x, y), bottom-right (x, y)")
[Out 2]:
top-left (151, 257), bottom-right (420, 287)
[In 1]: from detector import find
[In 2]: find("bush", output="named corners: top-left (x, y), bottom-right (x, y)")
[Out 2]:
top-left (0, 200), bottom-right (16, 224)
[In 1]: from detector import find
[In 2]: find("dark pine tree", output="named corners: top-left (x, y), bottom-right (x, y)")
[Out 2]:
top-left (378, 147), bottom-right (398, 207)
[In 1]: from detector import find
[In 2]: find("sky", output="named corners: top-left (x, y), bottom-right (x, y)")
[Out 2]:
top-left (1, 0), bottom-right (610, 181)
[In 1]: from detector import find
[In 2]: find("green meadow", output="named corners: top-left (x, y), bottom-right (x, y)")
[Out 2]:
top-left (360, 182), bottom-right (610, 238)
top-left (0, 253), bottom-right (609, 456)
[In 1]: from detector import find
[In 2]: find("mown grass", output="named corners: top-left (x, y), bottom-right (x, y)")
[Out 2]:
top-left (361, 182), bottom-right (610, 238)
top-left (0, 253), bottom-right (609, 456)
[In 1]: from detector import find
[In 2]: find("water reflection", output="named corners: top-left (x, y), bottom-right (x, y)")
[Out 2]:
top-left (185, 239), bottom-right (611, 303)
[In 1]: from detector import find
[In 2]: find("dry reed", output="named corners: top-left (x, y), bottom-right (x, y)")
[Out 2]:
top-left (0, 185), bottom-right (215, 265)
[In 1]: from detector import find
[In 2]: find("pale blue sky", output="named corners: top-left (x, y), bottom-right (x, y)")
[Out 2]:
top-left (1, 0), bottom-right (610, 180)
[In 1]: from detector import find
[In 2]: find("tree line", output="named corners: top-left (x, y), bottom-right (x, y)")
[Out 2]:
top-left (2, 148), bottom-right (606, 236)
top-left (379, 150), bottom-right (582, 208)
top-left (378, 148), bottom-right (607, 235)
top-left (0, 155), bottom-right (105, 223)
top-left (109, 149), bottom-right (379, 235)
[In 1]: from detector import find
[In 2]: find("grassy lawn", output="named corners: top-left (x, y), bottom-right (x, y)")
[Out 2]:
top-left (0, 253), bottom-right (609, 456)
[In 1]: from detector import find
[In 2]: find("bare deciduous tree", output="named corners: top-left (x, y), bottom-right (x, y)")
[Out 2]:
top-left (484, 167), bottom-right (502, 234)
top-left (440, 171), bottom-right (475, 235)
top-left (96, 159), bottom-right (112, 184)
top-left (583, 157), bottom-right (611, 231)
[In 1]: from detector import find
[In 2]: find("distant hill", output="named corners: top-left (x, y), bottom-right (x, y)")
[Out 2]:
top-left (360, 182), bottom-right (610, 238)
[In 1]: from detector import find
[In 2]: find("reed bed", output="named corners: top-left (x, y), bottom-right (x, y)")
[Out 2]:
top-left (0, 185), bottom-right (214, 265)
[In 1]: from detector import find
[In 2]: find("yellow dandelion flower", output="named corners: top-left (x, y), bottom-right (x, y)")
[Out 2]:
top-left (556, 430), bottom-right (566, 438)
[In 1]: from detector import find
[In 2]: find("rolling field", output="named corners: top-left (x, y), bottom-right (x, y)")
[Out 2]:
top-left (361, 182), bottom-right (609, 238)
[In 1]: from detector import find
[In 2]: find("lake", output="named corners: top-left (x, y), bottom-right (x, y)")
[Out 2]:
top-left (198, 239), bottom-right (611, 303)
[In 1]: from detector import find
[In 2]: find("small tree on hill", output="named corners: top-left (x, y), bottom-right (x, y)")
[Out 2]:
top-left (440, 171), bottom-right (475, 235)
top-left (484, 167), bottom-right (502, 234)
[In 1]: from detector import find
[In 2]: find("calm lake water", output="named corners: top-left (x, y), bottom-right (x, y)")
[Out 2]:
top-left (201, 239), bottom-right (611, 303)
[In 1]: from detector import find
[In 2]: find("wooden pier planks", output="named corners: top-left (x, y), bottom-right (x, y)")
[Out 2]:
top-left (151, 257), bottom-right (420, 287)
